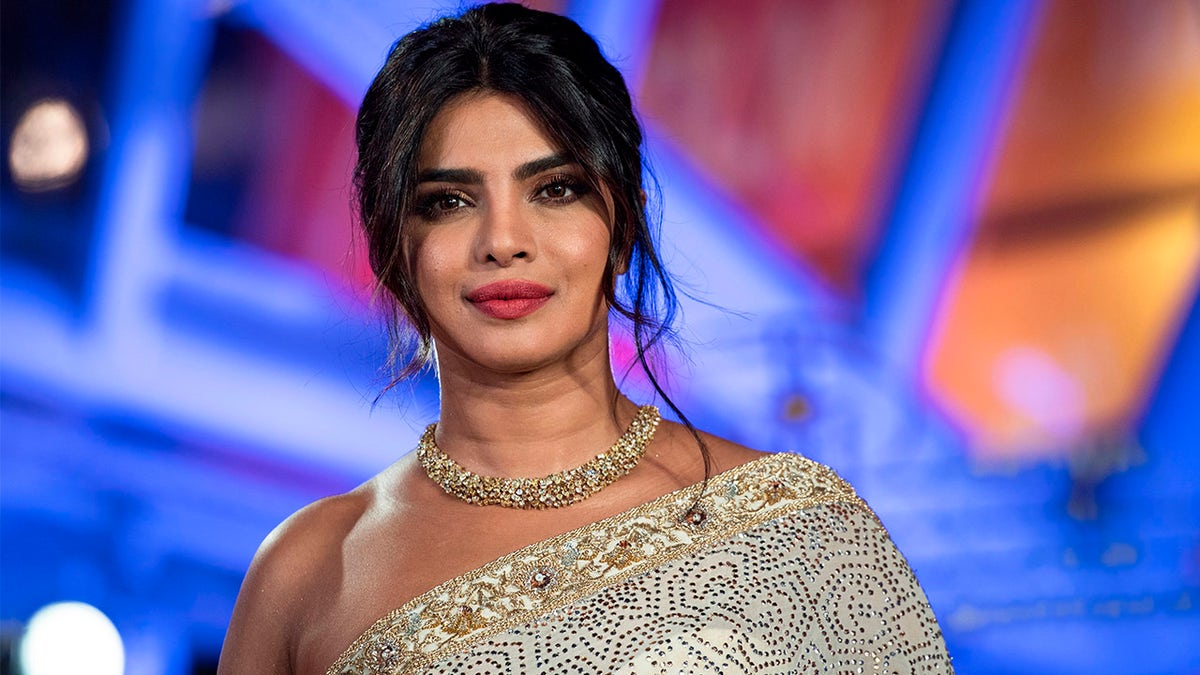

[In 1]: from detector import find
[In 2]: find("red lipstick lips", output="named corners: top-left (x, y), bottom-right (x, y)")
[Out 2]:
top-left (467, 280), bottom-right (553, 320)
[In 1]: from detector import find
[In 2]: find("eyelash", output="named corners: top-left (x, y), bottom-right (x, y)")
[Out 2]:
top-left (413, 188), bottom-right (472, 220)
top-left (533, 173), bottom-right (591, 204)
top-left (412, 174), bottom-right (591, 221)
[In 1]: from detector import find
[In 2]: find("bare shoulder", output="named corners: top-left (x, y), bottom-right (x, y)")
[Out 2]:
top-left (649, 419), bottom-right (771, 482)
top-left (696, 428), bottom-right (774, 473)
top-left (697, 433), bottom-right (864, 503)
top-left (217, 484), bottom-right (375, 674)
top-left (254, 487), bottom-right (373, 591)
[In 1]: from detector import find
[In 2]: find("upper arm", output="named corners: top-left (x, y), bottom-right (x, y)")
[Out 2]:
top-left (821, 501), bottom-right (954, 672)
top-left (217, 519), bottom-right (305, 674)
top-left (217, 495), bottom-right (364, 675)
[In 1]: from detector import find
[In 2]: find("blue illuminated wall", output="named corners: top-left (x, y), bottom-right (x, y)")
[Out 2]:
top-left (2, 1), bottom-right (1197, 673)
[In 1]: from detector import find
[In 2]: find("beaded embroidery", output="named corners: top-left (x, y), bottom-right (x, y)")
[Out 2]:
top-left (326, 453), bottom-right (952, 674)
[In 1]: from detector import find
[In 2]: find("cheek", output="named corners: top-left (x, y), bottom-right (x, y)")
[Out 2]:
top-left (408, 229), bottom-right (454, 289)
top-left (405, 231), bottom-right (456, 324)
top-left (588, 228), bottom-right (615, 280)
top-left (555, 212), bottom-right (612, 273)
top-left (552, 231), bottom-right (610, 287)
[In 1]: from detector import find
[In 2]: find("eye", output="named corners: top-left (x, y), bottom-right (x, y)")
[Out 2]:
top-left (534, 174), bottom-right (590, 204)
top-left (414, 189), bottom-right (472, 220)
top-left (435, 194), bottom-right (467, 210)
top-left (541, 182), bottom-right (572, 199)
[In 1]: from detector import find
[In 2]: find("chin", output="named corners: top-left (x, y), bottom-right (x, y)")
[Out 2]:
top-left (474, 346), bottom-right (587, 375)
top-left (437, 328), bottom-right (609, 378)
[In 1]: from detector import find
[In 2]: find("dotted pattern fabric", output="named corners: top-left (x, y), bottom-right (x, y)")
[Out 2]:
top-left (328, 453), bottom-right (952, 674)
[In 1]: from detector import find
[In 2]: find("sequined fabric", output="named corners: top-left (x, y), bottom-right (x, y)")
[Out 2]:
top-left (327, 453), bottom-right (952, 674)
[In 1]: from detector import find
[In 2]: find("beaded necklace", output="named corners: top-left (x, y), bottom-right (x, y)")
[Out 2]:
top-left (417, 405), bottom-right (660, 509)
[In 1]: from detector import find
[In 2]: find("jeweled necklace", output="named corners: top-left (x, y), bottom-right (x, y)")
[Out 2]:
top-left (417, 405), bottom-right (660, 509)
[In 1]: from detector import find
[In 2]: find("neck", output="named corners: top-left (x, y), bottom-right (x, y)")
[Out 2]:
top-left (431, 340), bottom-right (639, 478)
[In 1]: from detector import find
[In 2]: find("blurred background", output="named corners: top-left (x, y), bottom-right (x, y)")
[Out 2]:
top-left (2, 0), bottom-right (1198, 673)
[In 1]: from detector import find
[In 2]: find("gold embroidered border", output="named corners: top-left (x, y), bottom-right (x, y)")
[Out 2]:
top-left (326, 452), bottom-right (860, 675)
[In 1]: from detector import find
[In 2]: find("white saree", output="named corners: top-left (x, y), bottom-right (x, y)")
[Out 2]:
top-left (327, 453), bottom-right (953, 674)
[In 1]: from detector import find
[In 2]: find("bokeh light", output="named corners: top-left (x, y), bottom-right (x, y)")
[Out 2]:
top-left (8, 98), bottom-right (90, 192)
top-left (18, 602), bottom-right (125, 675)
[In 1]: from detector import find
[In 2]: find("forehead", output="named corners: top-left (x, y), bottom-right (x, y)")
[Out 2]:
top-left (417, 92), bottom-right (561, 170)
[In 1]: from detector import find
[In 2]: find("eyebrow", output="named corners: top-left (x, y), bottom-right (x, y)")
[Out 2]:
top-left (514, 153), bottom-right (573, 181)
top-left (416, 153), bottom-right (575, 185)
top-left (416, 167), bottom-right (483, 184)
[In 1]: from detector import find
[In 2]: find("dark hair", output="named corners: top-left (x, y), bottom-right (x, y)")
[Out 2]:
top-left (354, 2), bottom-right (711, 481)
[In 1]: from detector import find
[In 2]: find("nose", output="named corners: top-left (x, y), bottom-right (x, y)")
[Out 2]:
top-left (476, 199), bottom-right (535, 267)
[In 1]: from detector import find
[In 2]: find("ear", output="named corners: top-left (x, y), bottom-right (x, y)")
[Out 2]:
top-left (617, 191), bottom-right (649, 274)
top-left (614, 247), bottom-right (631, 276)
top-left (613, 217), bottom-right (636, 276)
top-left (613, 192), bottom-right (649, 275)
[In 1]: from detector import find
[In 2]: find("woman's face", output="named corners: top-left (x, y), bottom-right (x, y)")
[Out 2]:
top-left (405, 92), bottom-right (614, 375)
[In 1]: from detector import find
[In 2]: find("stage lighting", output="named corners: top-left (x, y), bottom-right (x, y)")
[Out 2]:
top-left (8, 98), bottom-right (90, 192)
top-left (18, 601), bottom-right (124, 675)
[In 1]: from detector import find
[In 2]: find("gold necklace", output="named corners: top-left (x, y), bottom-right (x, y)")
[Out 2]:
top-left (417, 405), bottom-right (661, 509)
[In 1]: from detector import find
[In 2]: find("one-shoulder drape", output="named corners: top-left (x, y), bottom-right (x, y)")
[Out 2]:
top-left (327, 453), bottom-right (953, 674)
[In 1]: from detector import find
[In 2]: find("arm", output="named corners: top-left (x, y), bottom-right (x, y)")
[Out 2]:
top-left (217, 519), bottom-right (303, 674)
top-left (810, 500), bottom-right (954, 673)
top-left (218, 494), bottom-right (363, 675)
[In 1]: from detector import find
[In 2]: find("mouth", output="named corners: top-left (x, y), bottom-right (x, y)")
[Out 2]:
top-left (466, 280), bottom-right (554, 320)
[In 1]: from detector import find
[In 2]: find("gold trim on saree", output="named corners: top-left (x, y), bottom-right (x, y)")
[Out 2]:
top-left (326, 452), bottom-right (860, 675)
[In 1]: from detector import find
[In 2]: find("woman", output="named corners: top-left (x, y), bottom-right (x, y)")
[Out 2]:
top-left (219, 4), bottom-right (952, 674)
